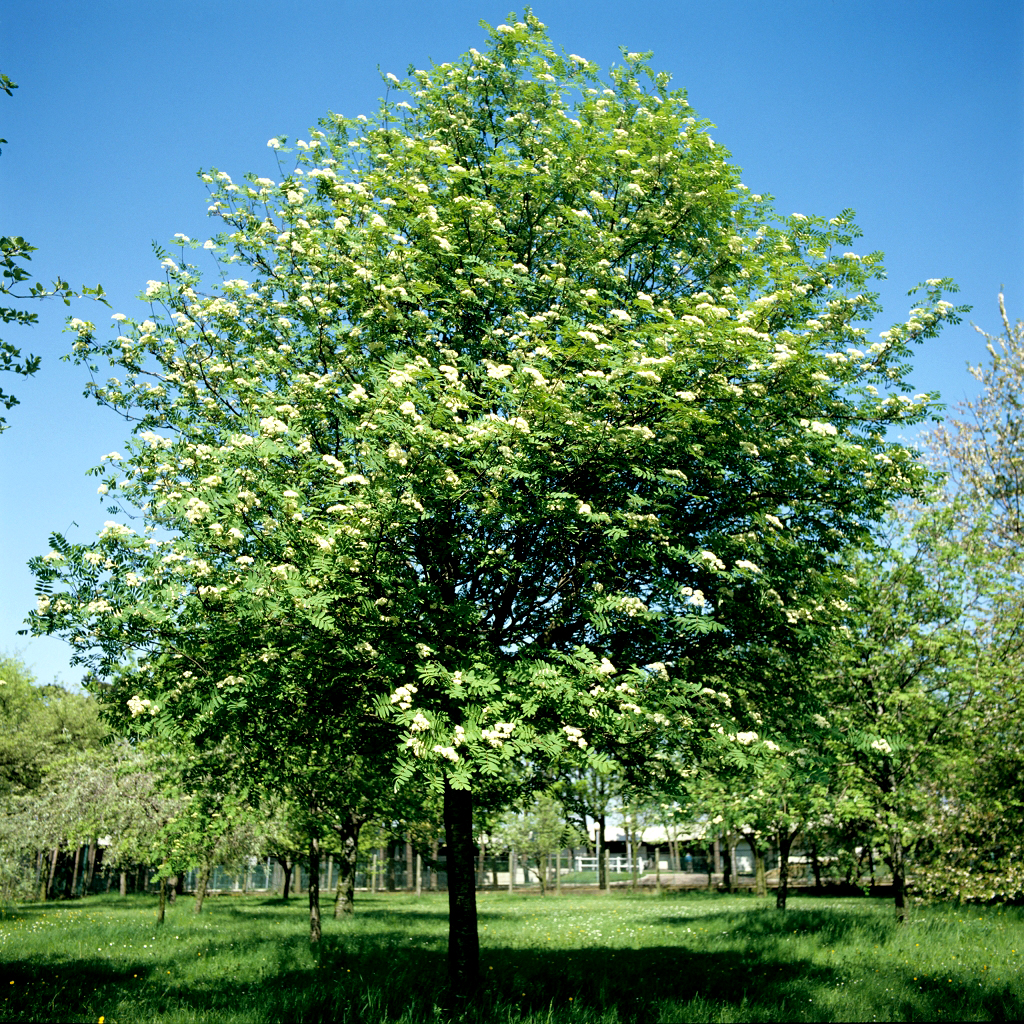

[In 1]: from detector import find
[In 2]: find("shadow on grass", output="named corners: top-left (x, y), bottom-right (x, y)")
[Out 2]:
top-left (4, 935), bottom-right (1023, 1023)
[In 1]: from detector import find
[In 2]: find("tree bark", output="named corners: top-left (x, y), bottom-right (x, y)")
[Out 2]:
top-left (386, 844), bottom-right (396, 891)
top-left (333, 814), bottom-right (362, 917)
top-left (277, 856), bottom-right (292, 899)
top-left (776, 831), bottom-right (793, 911)
top-left (890, 829), bottom-right (908, 924)
top-left (308, 834), bottom-right (321, 944)
top-left (46, 846), bottom-right (59, 900)
top-left (70, 845), bottom-right (82, 899)
top-left (443, 775), bottom-right (479, 997)
top-left (157, 877), bottom-right (167, 925)
top-left (748, 834), bottom-right (767, 897)
top-left (508, 848), bottom-right (515, 893)
top-left (597, 814), bottom-right (607, 890)
top-left (430, 839), bottom-right (439, 891)
top-left (119, 869), bottom-right (127, 898)
top-left (477, 839), bottom-right (486, 889)
top-left (168, 875), bottom-right (178, 904)
top-left (416, 852), bottom-right (423, 896)
top-left (722, 837), bottom-right (733, 893)
top-left (407, 838), bottom-right (415, 891)
top-left (194, 861), bottom-right (211, 914)
top-left (85, 841), bottom-right (97, 892)
top-left (810, 841), bottom-right (822, 889)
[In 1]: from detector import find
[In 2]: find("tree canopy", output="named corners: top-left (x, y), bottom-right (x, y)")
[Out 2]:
top-left (29, 12), bottom-right (964, 984)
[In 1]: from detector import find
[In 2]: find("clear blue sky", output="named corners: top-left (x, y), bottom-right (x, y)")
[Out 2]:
top-left (2, 0), bottom-right (1021, 687)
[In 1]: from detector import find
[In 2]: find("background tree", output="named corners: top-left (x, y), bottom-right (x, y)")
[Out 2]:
top-left (820, 504), bottom-right (1000, 921)
top-left (31, 13), bottom-right (963, 991)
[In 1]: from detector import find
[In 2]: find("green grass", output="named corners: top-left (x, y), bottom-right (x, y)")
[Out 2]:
top-left (0, 889), bottom-right (1021, 1022)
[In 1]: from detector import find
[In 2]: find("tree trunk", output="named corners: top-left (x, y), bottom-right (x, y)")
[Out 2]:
top-left (85, 841), bottom-right (97, 892)
top-left (597, 814), bottom-right (607, 890)
top-left (810, 841), bottom-right (822, 889)
top-left (194, 861), bottom-right (211, 914)
top-left (722, 838), bottom-right (733, 893)
top-left (749, 834), bottom-right (767, 897)
top-left (46, 846), bottom-right (59, 900)
top-left (277, 857), bottom-right (292, 899)
top-left (406, 838), bottom-right (415, 891)
top-left (386, 844), bottom-right (396, 891)
top-left (443, 775), bottom-right (479, 997)
top-left (508, 848), bottom-right (515, 894)
top-left (333, 814), bottom-right (362, 917)
top-left (776, 831), bottom-right (793, 911)
top-left (70, 845), bottom-right (82, 899)
top-left (294, 861), bottom-right (302, 895)
top-left (655, 845), bottom-right (661, 894)
top-left (309, 835), bottom-right (321, 944)
top-left (119, 869), bottom-right (127, 898)
top-left (430, 839), bottom-right (439, 891)
top-left (706, 842), bottom-right (714, 890)
top-left (416, 852), bottom-right (423, 896)
top-left (168, 875), bottom-right (178, 904)
top-left (890, 829), bottom-right (908, 924)
top-left (477, 839), bottom-right (486, 889)
top-left (556, 849), bottom-right (562, 895)
top-left (157, 877), bottom-right (167, 925)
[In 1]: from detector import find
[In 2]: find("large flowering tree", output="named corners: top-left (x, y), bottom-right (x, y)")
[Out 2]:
top-left (30, 13), bottom-right (962, 987)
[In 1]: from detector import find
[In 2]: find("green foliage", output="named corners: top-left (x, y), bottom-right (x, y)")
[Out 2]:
top-left (29, 15), bottom-right (962, 807)
top-left (0, 654), bottom-right (107, 796)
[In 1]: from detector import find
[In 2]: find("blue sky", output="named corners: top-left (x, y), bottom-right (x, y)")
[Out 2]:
top-left (1, 0), bottom-right (1021, 687)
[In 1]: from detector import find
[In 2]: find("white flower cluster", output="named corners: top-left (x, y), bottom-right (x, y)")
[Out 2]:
top-left (127, 695), bottom-right (158, 718)
top-left (563, 725), bottom-right (587, 749)
top-left (481, 721), bottom-right (516, 748)
top-left (390, 684), bottom-right (419, 711)
top-left (870, 738), bottom-right (892, 754)
top-left (700, 550), bottom-right (726, 570)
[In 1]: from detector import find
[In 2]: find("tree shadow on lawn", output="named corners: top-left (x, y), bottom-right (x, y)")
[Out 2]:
top-left (654, 903), bottom-right (900, 946)
top-left (5, 936), bottom-right (1022, 1024)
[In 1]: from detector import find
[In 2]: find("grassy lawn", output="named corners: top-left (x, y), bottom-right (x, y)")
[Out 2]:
top-left (0, 889), bottom-right (1021, 1022)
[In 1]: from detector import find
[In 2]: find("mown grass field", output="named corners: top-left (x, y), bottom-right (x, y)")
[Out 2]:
top-left (0, 889), bottom-right (1021, 1023)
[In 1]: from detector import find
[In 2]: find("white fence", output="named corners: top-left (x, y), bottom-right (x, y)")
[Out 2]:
top-left (574, 855), bottom-right (646, 874)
